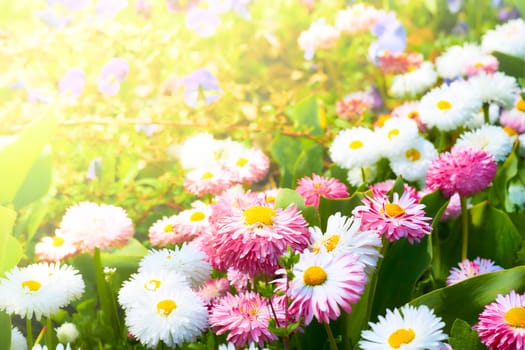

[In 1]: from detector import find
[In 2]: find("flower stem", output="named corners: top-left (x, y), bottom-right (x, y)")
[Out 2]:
top-left (94, 247), bottom-right (121, 337)
top-left (461, 196), bottom-right (469, 260)
top-left (482, 103), bottom-right (490, 124)
top-left (46, 317), bottom-right (54, 350)
top-left (324, 322), bottom-right (338, 350)
top-left (26, 317), bottom-right (33, 349)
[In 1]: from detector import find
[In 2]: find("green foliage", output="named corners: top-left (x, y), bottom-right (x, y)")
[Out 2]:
top-left (493, 51), bottom-right (525, 81)
top-left (448, 319), bottom-right (485, 350)
top-left (0, 312), bottom-right (11, 350)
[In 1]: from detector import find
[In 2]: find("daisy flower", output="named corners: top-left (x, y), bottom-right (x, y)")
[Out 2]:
top-left (125, 288), bottom-right (208, 348)
top-left (467, 72), bottom-right (519, 108)
top-left (418, 80), bottom-right (482, 132)
top-left (347, 165), bottom-right (378, 187)
top-left (11, 327), bottom-right (27, 350)
top-left (209, 291), bottom-right (285, 347)
top-left (482, 18), bottom-right (525, 57)
top-left (391, 101), bottom-right (426, 131)
top-left (309, 212), bottom-right (382, 271)
top-left (336, 91), bottom-right (374, 121)
top-left (370, 180), bottom-right (420, 202)
top-left (34, 233), bottom-right (78, 262)
top-left (274, 249), bottom-right (367, 325)
top-left (138, 244), bottom-right (212, 289)
top-left (425, 148), bottom-right (497, 198)
top-left (359, 304), bottom-right (447, 349)
top-left (296, 174), bottom-right (349, 208)
top-left (389, 137), bottom-right (439, 182)
top-left (226, 267), bottom-right (253, 292)
top-left (118, 270), bottom-right (191, 310)
top-left (453, 125), bottom-right (515, 162)
top-left (329, 127), bottom-right (382, 169)
top-left (446, 257), bottom-right (503, 286)
top-left (464, 102), bottom-right (501, 130)
top-left (177, 132), bottom-right (220, 170)
top-left (147, 215), bottom-right (181, 247)
top-left (435, 43), bottom-right (485, 79)
top-left (173, 200), bottom-right (212, 240)
top-left (57, 201), bottom-right (134, 253)
top-left (500, 94), bottom-right (525, 133)
top-left (463, 54), bottom-right (499, 76)
top-left (390, 61), bottom-right (438, 97)
top-left (298, 19), bottom-right (340, 60)
top-left (0, 263), bottom-right (85, 320)
top-left (335, 4), bottom-right (381, 34)
top-left (378, 51), bottom-right (423, 75)
top-left (55, 322), bottom-right (80, 344)
top-left (212, 200), bottom-right (310, 276)
top-left (375, 117), bottom-right (420, 159)
top-left (474, 290), bottom-right (525, 350)
top-left (224, 147), bottom-right (270, 185)
top-left (353, 191), bottom-right (432, 244)
top-left (195, 277), bottom-right (230, 307)
top-left (184, 167), bottom-right (232, 197)
top-left (440, 192), bottom-right (462, 221)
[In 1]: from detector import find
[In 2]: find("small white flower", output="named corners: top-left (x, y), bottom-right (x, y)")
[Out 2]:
top-left (453, 125), bottom-right (514, 162)
top-left (330, 127), bottom-right (381, 169)
top-left (435, 43), bottom-right (484, 79)
top-left (56, 322), bottom-right (80, 344)
top-left (482, 18), bottom-right (525, 57)
top-left (389, 137), bottom-right (438, 182)
top-left (347, 165), bottom-right (378, 187)
top-left (11, 327), bottom-right (27, 350)
top-left (375, 117), bottom-right (420, 159)
top-left (467, 72), bottom-right (519, 108)
top-left (390, 62), bottom-right (438, 97)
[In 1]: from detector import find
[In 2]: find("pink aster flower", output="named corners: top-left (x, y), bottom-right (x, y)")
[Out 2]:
top-left (441, 192), bottom-right (462, 221)
top-left (57, 201), bottom-right (134, 253)
top-left (211, 199), bottom-right (310, 276)
top-left (173, 200), bottom-right (212, 240)
top-left (184, 167), bottom-right (232, 197)
top-left (352, 191), bottom-right (432, 243)
top-left (425, 148), bottom-right (497, 198)
top-left (446, 257), bottom-right (503, 286)
top-left (274, 249), bottom-right (367, 325)
top-left (35, 233), bottom-right (78, 262)
top-left (224, 148), bottom-right (270, 185)
top-left (464, 55), bottom-right (499, 76)
top-left (369, 179), bottom-right (419, 202)
top-left (336, 91), bottom-right (374, 121)
top-left (226, 267), bottom-right (253, 292)
top-left (148, 215), bottom-right (193, 247)
top-left (474, 290), bottom-right (525, 350)
top-left (209, 291), bottom-right (285, 347)
top-left (296, 174), bottom-right (349, 208)
top-left (196, 278), bottom-right (230, 308)
top-left (500, 94), bottom-right (525, 133)
top-left (378, 51), bottom-right (423, 74)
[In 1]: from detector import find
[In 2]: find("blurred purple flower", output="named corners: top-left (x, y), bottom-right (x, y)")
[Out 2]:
top-left (498, 7), bottom-right (520, 21)
top-left (368, 12), bottom-right (406, 64)
top-left (178, 68), bottom-right (222, 107)
top-left (27, 87), bottom-right (53, 104)
top-left (368, 87), bottom-right (383, 109)
top-left (448, 0), bottom-right (462, 13)
top-left (96, 0), bottom-right (128, 18)
top-left (98, 58), bottom-right (129, 96)
top-left (136, 124), bottom-right (158, 136)
top-left (451, 20), bottom-right (469, 35)
top-left (185, 8), bottom-right (220, 37)
top-left (59, 67), bottom-right (85, 101)
top-left (86, 158), bottom-right (102, 180)
top-left (35, 9), bottom-right (71, 29)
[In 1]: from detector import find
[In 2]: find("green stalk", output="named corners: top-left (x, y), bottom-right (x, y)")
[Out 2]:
top-left (482, 103), bottom-right (490, 125)
top-left (26, 317), bottom-right (33, 349)
top-left (365, 239), bottom-right (389, 324)
top-left (94, 247), bottom-right (121, 337)
top-left (46, 317), bottom-right (54, 350)
top-left (360, 167), bottom-right (367, 186)
top-left (461, 196), bottom-right (469, 260)
top-left (324, 322), bottom-right (338, 350)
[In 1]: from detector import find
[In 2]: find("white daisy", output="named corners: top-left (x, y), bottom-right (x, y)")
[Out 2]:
top-left (346, 165), bottom-right (377, 187)
top-left (389, 137), bottom-right (438, 182)
top-left (390, 62), bottom-right (438, 97)
top-left (453, 125), bottom-right (514, 162)
top-left (11, 327), bottom-right (27, 350)
top-left (125, 288), bottom-right (208, 349)
top-left (464, 103), bottom-right (500, 129)
top-left (482, 18), bottom-right (525, 57)
top-left (392, 101), bottom-right (421, 120)
top-left (359, 304), bottom-right (448, 349)
top-left (330, 127), bottom-right (381, 169)
top-left (375, 117), bottom-right (420, 159)
top-left (467, 72), bottom-right (519, 108)
top-left (118, 270), bottom-right (191, 311)
top-left (177, 132), bottom-right (221, 170)
top-left (138, 244), bottom-right (212, 289)
top-left (0, 263), bottom-right (85, 320)
top-left (418, 80), bottom-right (482, 131)
top-left (34, 233), bottom-right (78, 262)
top-left (55, 322), bottom-right (80, 344)
top-left (309, 212), bottom-right (382, 271)
top-left (435, 43), bottom-right (485, 79)
top-left (298, 19), bottom-right (340, 60)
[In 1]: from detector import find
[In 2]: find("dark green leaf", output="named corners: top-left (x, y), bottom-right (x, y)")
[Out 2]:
top-left (0, 311), bottom-right (11, 350)
top-left (515, 0), bottom-right (525, 19)
top-left (293, 143), bottom-right (324, 184)
top-left (290, 96), bottom-right (323, 136)
top-left (493, 51), bottom-right (525, 80)
top-left (449, 319), bottom-right (485, 350)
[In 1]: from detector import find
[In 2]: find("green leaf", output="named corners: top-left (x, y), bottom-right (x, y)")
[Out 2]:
top-left (372, 237), bottom-right (431, 319)
top-left (0, 113), bottom-right (56, 204)
top-left (275, 188), bottom-right (305, 211)
top-left (0, 206), bottom-right (19, 276)
top-left (493, 51), bottom-right (525, 81)
top-left (0, 236), bottom-right (23, 278)
top-left (12, 146), bottom-right (53, 209)
top-left (290, 96), bottom-right (323, 136)
top-left (448, 319), bottom-right (485, 350)
top-left (0, 311), bottom-right (11, 350)
top-left (293, 143), bottom-right (324, 183)
top-left (101, 238), bottom-right (149, 271)
top-left (424, 0), bottom-right (438, 14)
top-left (515, 0), bottom-right (525, 19)
top-left (488, 149), bottom-right (518, 210)
top-left (411, 265), bottom-right (525, 332)
top-left (318, 193), bottom-right (365, 231)
top-left (468, 202), bottom-right (521, 267)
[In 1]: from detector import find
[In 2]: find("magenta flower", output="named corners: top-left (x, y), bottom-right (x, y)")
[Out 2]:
top-left (353, 191), bottom-right (432, 243)
top-left (59, 67), bottom-right (85, 101)
top-left (447, 257), bottom-right (503, 286)
top-left (296, 174), bottom-right (349, 208)
top-left (370, 179), bottom-right (419, 202)
top-left (185, 8), bottom-right (220, 37)
top-left (97, 57), bottom-right (129, 96)
top-left (425, 148), bottom-right (497, 198)
top-left (209, 291), bottom-right (285, 347)
top-left (474, 290), bottom-right (525, 350)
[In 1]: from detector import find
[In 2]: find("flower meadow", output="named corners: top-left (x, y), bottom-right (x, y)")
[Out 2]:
top-left (2, 0), bottom-right (525, 349)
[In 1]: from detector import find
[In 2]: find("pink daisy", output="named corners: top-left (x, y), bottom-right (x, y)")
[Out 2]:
top-left (224, 148), bottom-right (270, 185)
top-left (378, 51), bottom-right (423, 74)
top-left (184, 167), bottom-right (232, 197)
top-left (369, 179), bottom-right (419, 202)
top-left (464, 55), bottom-right (499, 76)
top-left (425, 148), bottom-right (497, 198)
top-left (446, 257), bottom-right (503, 286)
top-left (500, 94), bottom-right (525, 133)
top-left (57, 201), bottom-right (134, 253)
top-left (336, 91), bottom-right (374, 121)
top-left (35, 233), bottom-right (78, 262)
top-left (209, 291), bottom-right (285, 347)
top-left (173, 200), bottom-right (212, 240)
top-left (196, 278), bottom-right (230, 308)
top-left (391, 101), bottom-right (427, 132)
top-left (148, 215), bottom-right (184, 247)
top-left (474, 290), bottom-right (525, 350)
top-left (212, 199), bottom-right (311, 276)
top-left (352, 191), bottom-right (432, 243)
top-left (226, 267), bottom-right (253, 292)
top-left (441, 192), bottom-right (462, 221)
top-left (274, 249), bottom-right (367, 325)
top-left (296, 174), bottom-right (349, 208)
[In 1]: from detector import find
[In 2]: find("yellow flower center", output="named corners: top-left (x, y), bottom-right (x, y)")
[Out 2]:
top-left (190, 211), bottom-right (206, 222)
top-left (387, 129), bottom-right (400, 140)
top-left (473, 62), bottom-right (484, 68)
top-left (52, 236), bottom-right (65, 247)
top-left (504, 307), bottom-right (525, 328)
top-left (144, 279), bottom-right (161, 291)
top-left (324, 235), bottom-right (340, 252)
top-left (303, 266), bottom-right (327, 286)
top-left (266, 196), bottom-right (276, 203)
top-left (156, 299), bottom-right (177, 316)
top-left (22, 280), bottom-right (41, 292)
top-left (504, 127), bottom-right (518, 137)
top-left (163, 224), bottom-right (174, 233)
top-left (385, 203), bottom-right (405, 217)
top-left (388, 328), bottom-right (415, 348)
top-left (349, 140), bottom-right (364, 150)
top-left (405, 148), bottom-right (421, 162)
top-left (437, 100), bottom-right (452, 110)
top-left (236, 158), bottom-right (249, 167)
top-left (376, 114), bottom-right (391, 127)
top-left (516, 98), bottom-right (525, 112)
top-left (408, 111), bottom-right (419, 119)
top-left (243, 206), bottom-right (276, 226)
top-left (201, 172), bottom-right (214, 179)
